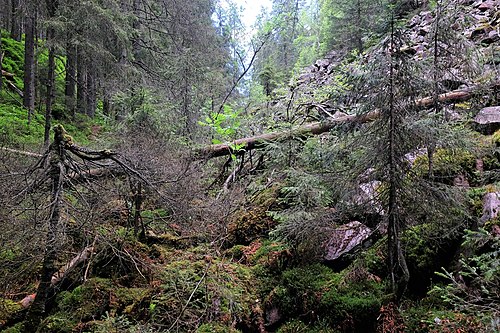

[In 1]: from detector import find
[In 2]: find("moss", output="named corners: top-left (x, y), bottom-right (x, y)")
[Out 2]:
top-left (356, 237), bottom-right (387, 278)
top-left (492, 129), bottom-right (500, 146)
top-left (276, 320), bottom-right (335, 332)
top-left (113, 287), bottom-right (150, 315)
top-left (264, 263), bottom-right (385, 331)
top-left (264, 264), bottom-right (340, 321)
top-left (403, 307), bottom-right (489, 333)
top-left (403, 224), bottom-right (441, 274)
top-left (38, 313), bottom-right (78, 333)
top-left (402, 223), bottom-right (462, 296)
top-left (57, 278), bottom-right (115, 320)
top-left (226, 245), bottom-right (246, 260)
top-left (413, 148), bottom-right (476, 183)
top-left (197, 323), bottom-right (242, 333)
top-left (0, 298), bottom-right (22, 326)
top-left (226, 186), bottom-right (280, 246)
top-left (1, 322), bottom-right (25, 333)
top-left (150, 252), bottom-right (259, 331)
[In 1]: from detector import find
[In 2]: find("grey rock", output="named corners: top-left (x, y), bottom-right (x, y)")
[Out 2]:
top-left (480, 192), bottom-right (500, 225)
top-left (324, 221), bottom-right (372, 261)
top-left (405, 148), bottom-right (427, 165)
top-left (474, 106), bottom-right (500, 124)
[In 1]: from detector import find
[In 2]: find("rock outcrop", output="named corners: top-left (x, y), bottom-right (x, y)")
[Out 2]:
top-left (323, 221), bottom-right (373, 261)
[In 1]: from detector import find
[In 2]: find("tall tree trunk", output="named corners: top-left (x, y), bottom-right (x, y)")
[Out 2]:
top-left (10, 0), bottom-right (21, 41)
top-left (44, 0), bottom-right (57, 147)
top-left (65, 43), bottom-right (77, 117)
top-left (86, 65), bottom-right (96, 117)
top-left (76, 50), bottom-right (87, 114)
top-left (387, 14), bottom-right (409, 301)
top-left (1, 0), bottom-right (11, 32)
top-left (0, 34), bottom-right (3, 92)
top-left (23, 15), bottom-right (36, 124)
top-left (44, 45), bottom-right (56, 147)
top-left (356, 0), bottom-right (363, 53)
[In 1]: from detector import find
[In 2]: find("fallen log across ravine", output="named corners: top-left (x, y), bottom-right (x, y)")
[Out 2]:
top-left (195, 84), bottom-right (497, 159)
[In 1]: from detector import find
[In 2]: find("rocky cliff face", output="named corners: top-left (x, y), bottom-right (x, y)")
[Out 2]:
top-left (288, 0), bottom-right (498, 122)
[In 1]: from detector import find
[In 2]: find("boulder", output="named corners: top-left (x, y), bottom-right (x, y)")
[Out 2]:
top-left (480, 192), bottom-right (500, 225)
top-left (354, 180), bottom-right (385, 214)
top-left (324, 221), bottom-right (372, 261)
top-left (474, 106), bottom-right (500, 134)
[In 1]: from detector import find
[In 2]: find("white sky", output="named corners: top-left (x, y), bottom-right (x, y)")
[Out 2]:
top-left (233, 0), bottom-right (273, 29)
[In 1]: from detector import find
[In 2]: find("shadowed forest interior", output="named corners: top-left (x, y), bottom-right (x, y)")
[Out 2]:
top-left (0, 0), bottom-right (499, 332)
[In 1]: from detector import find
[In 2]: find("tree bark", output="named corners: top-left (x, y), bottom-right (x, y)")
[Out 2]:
top-left (195, 84), bottom-right (491, 159)
top-left (43, 0), bottom-right (58, 147)
top-left (23, 15), bottom-right (36, 124)
top-left (86, 64), bottom-right (96, 117)
top-left (44, 45), bottom-right (56, 147)
top-left (26, 127), bottom-right (66, 330)
top-left (10, 0), bottom-right (21, 41)
top-left (65, 42), bottom-right (77, 116)
top-left (76, 50), bottom-right (87, 114)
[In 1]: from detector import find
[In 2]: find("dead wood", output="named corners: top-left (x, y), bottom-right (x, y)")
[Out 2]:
top-left (195, 84), bottom-right (494, 159)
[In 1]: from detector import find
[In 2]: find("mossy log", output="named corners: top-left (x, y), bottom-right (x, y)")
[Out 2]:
top-left (195, 85), bottom-right (494, 159)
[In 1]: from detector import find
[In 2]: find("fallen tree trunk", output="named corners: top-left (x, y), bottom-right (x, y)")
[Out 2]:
top-left (195, 85), bottom-right (494, 159)
top-left (51, 246), bottom-right (94, 285)
top-left (0, 147), bottom-right (43, 158)
top-left (195, 111), bottom-right (379, 159)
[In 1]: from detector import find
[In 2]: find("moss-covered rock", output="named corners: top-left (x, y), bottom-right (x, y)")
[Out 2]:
top-left (56, 278), bottom-right (115, 321)
top-left (226, 186), bottom-right (280, 246)
top-left (264, 263), bottom-right (385, 331)
top-left (37, 312), bottom-right (78, 333)
top-left (402, 223), bottom-right (462, 296)
top-left (149, 249), bottom-right (261, 332)
top-left (413, 148), bottom-right (476, 184)
top-left (0, 298), bottom-right (22, 327)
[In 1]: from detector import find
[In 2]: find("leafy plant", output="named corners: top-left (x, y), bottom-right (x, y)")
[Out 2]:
top-left (431, 228), bottom-right (500, 326)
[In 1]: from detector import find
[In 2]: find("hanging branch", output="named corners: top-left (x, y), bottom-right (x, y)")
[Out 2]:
top-left (216, 33), bottom-right (271, 117)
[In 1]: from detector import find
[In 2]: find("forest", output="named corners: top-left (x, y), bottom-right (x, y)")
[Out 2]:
top-left (0, 0), bottom-right (499, 332)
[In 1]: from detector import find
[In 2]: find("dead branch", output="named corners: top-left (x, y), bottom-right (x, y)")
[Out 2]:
top-left (50, 246), bottom-right (94, 285)
top-left (0, 147), bottom-right (43, 158)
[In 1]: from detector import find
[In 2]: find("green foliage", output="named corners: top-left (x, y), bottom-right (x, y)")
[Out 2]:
top-left (199, 104), bottom-right (242, 143)
top-left (0, 33), bottom-right (24, 88)
top-left (265, 263), bottom-right (384, 329)
top-left (413, 148), bottom-right (476, 182)
top-left (0, 298), bottom-right (22, 326)
top-left (197, 323), bottom-right (242, 333)
top-left (0, 103), bottom-right (45, 145)
top-left (431, 228), bottom-right (500, 321)
top-left (0, 101), bottom-right (108, 146)
top-left (467, 186), bottom-right (489, 218)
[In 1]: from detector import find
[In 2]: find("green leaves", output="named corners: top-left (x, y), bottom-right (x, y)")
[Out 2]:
top-left (198, 104), bottom-right (241, 145)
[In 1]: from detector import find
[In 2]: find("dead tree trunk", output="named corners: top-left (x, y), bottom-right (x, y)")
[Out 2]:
top-left (23, 15), bottom-right (36, 124)
top-left (195, 84), bottom-right (493, 159)
top-left (26, 126), bottom-right (67, 330)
